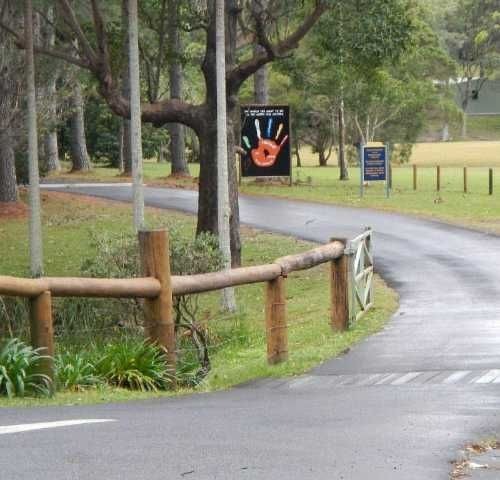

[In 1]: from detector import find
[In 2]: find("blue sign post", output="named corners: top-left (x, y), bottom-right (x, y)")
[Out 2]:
top-left (360, 145), bottom-right (390, 198)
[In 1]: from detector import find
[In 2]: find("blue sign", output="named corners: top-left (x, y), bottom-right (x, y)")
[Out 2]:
top-left (363, 147), bottom-right (387, 181)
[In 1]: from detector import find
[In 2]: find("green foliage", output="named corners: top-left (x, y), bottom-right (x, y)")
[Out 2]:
top-left (58, 93), bottom-right (169, 167)
top-left (0, 338), bottom-right (51, 398)
top-left (96, 340), bottom-right (171, 391)
top-left (317, 0), bottom-right (415, 72)
top-left (15, 150), bottom-right (49, 185)
top-left (55, 351), bottom-right (102, 391)
top-left (170, 230), bottom-right (224, 275)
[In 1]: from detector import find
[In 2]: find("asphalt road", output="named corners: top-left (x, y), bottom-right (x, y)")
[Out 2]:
top-left (2, 184), bottom-right (500, 479)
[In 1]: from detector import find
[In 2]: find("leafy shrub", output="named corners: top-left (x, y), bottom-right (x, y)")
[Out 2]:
top-left (96, 339), bottom-right (172, 391)
top-left (0, 338), bottom-right (52, 398)
top-left (55, 351), bottom-right (102, 391)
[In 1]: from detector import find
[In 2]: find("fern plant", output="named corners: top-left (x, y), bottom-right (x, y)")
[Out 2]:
top-left (96, 340), bottom-right (172, 391)
top-left (0, 338), bottom-right (52, 398)
top-left (56, 351), bottom-right (102, 391)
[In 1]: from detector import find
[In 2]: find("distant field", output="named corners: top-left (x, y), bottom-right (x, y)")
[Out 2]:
top-left (298, 141), bottom-right (500, 168)
top-left (410, 141), bottom-right (500, 167)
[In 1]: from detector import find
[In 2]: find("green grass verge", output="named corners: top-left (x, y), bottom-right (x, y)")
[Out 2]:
top-left (0, 193), bottom-right (397, 407)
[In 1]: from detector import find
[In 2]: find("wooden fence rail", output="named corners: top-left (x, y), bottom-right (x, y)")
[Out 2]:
top-left (0, 229), bottom-right (374, 383)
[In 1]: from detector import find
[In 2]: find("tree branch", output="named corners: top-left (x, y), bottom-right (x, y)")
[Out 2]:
top-left (56, 0), bottom-right (98, 67)
top-left (0, 20), bottom-right (90, 69)
top-left (228, 1), bottom-right (329, 92)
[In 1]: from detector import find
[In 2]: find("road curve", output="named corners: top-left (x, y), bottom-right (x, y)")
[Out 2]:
top-left (2, 184), bottom-right (500, 479)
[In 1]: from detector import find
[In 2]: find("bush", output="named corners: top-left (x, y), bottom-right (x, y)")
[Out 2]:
top-left (96, 339), bottom-right (171, 391)
top-left (55, 351), bottom-right (102, 391)
top-left (0, 338), bottom-right (52, 398)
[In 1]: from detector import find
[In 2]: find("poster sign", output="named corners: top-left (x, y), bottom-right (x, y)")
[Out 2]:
top-left (240, 105), bottom-right (291, 178)
top-left (363, 146), bottom-right (387, 181)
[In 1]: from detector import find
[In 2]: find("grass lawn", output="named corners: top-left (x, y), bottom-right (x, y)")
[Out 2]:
top-left (0, 193), bottom-right (397, 407)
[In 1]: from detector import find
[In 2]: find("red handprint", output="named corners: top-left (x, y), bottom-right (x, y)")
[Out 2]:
top-left (248, 118), bottom-right (288, 168)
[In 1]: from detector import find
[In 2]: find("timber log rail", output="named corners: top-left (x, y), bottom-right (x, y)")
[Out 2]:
top-left (0, 228), bottom-right (374, 382)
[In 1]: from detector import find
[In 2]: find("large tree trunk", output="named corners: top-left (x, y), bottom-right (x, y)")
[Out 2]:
top-left (167, 0), bottom-right (189, 176)
top-left (197, 0), bottom-right (241, 267)
top-left (0, 130), bottom-right (17, 202)
top-left (25, 0), bottom-right (43, 277)
top-left (69, 82), bottom-right (91, 172)
top-left (338, 99), bottom-right (348, 180)
top-left (197, 110), bottom-right (241, 267)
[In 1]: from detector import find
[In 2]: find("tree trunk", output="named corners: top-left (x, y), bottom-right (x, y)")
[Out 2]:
top-left (25, 0), bottom-right (43, 277)
top-left (0, 129), bottom-right (17, 202)
top-left (167, 0), bottom-right (189, 176)
top-left (441, 123), bottom-right (450, 142)
top-left (69, 82), bottom-right (91, 172)
top-left (294, 137), bottom-right (302, 167)
top-left (215, 0), bottom-right (236, 310)
top-left (197, 113), bottom-right (241, 268)
top-left (118, 121), bottom-right (125, 172)
top-left (120, 0), bottom-right (132, 175)
top-left (460, 80), bottom-right (470, 140)
top-left (338, 99), bottom-right (348, 180)
top-left (318, 150), bottom-right (327, 167)
top-left (128, 0), bottom-right (145, 231)
top-left (168, 124), bottom-right (187, 174)
top-left (253, 45), bottom-right (269, 104)
top-left (196, 0), bottom-right (241, 268)
top-left (42, 6), bottom-right (60, 173)
top-left (44, 130), bottom-right (60, 172)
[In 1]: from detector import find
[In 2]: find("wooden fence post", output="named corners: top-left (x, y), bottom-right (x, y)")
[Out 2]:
top-left (413, 164), bottom-right (417, 191)
top-left (489, 168), bottom-right (493, 195)
top-left (29, 290), bottom-right (54, 384)
top-left (139, 230), bottom-right (176, 375)
top-left (436, 165), bottom-right (441, 192)
top-left (330, 239), bottom-right (350, 331)
top-left (464, 167), bottom-right (468, 193)
top-left (265, 276), bottom-right (288, 364)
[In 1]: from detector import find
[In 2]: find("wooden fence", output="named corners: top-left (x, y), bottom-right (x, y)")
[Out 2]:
top-left (411, 164), bottom-right (494, 194)
top-left (0, 229), bottom-right (374, 382)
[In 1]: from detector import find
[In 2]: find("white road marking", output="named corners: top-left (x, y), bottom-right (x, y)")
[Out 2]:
top-left (41, 183), bottom-right (132, 188)
top-left (475, 369), bottom-right (500, 384)
top-left (391, 372), bottom-right (422, 385)
top-left (443, 371), bottom-right (471, 384)
top-left (0, 419), bottom-right (116, 435)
